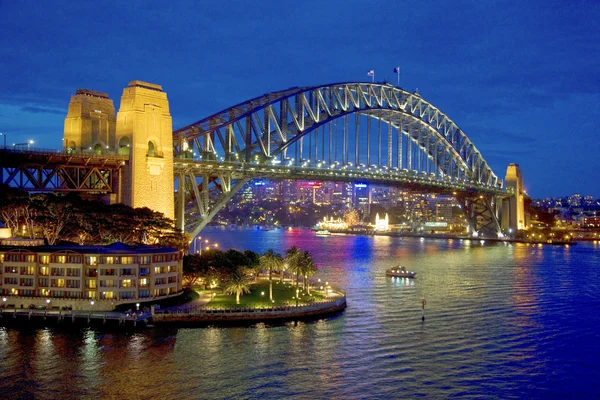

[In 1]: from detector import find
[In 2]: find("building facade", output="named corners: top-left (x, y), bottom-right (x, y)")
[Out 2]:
top-left (0, 243), bottom-right (182, 310)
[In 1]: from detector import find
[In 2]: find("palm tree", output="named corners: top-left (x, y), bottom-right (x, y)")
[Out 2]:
top-left (260, 249), bottom-right (283, 302)
top-left (285, 246), bottom-right (301, 288)
top-left (300, 251), bottom-right (318, 294)
top-left (223, 269), bottom-right (250, 305)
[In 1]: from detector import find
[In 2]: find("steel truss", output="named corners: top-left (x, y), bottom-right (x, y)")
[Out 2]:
top-left (173, 82), bottom-right (508, 238)
top-left (0, 150), bottom-right (126, 193)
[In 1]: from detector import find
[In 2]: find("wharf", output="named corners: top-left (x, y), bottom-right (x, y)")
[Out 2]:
top-left (0, 308), bottom-right (151, 327)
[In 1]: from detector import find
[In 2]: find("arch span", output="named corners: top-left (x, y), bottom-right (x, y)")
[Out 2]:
top-left (172, 82), bottom-right (506, 237)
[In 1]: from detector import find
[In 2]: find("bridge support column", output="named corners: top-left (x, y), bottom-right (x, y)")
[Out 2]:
top-left (176, 172), bottom-right (186, 232)
top-left (457, 193), bottom-right (502, 238)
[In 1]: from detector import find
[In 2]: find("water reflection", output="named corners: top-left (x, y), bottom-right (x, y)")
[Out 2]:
top-left (1, 229), bottom-right (599, 398)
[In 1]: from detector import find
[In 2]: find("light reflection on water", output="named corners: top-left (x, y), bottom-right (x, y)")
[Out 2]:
top-left (1, 228), bottom-right (600, 398)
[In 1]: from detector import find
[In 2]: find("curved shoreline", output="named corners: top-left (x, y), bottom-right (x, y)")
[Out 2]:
top-left (151, 293), bottom-right (347, 326)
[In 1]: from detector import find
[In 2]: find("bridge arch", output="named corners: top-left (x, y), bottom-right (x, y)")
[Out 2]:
top-left (172, 82), bottom-right (505, 237)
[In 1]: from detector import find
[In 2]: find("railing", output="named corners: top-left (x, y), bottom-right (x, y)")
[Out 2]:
top-left (0, 147), bottom-right (129, 161)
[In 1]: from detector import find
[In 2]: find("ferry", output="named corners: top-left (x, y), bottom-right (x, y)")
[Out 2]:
top-left (386, 266), bottom-right (416, 278)
top-left (315, 230), bottom-right (331, 237)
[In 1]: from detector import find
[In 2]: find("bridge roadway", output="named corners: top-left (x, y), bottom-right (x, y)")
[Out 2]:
top-left (172, 158), bottom-right (507, 196)
top-left (0, 148), bottom-right (507, 196)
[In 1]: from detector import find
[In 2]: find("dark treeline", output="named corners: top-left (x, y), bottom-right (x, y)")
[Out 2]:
top-left (0, 184), bottom-right (188, 249)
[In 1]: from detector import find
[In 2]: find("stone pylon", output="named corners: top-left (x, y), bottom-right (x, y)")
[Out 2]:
top-left (116, 81), bottom-right (174, 221)
top-left (63, 89), bottom-right (116, 153)
top-left (502, 163), bottom-right (525, 233)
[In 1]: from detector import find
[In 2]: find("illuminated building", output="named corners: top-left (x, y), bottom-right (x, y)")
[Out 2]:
top-left (374, 213), bottom-right (389, 231)
top-left (0, 243), bottom-right (182, 310)
top-left (317, 216), bottom-right (348, 231)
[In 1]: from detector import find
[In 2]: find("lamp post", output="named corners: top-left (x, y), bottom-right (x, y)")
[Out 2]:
top-left (196, 237), bottom-right (218, 255)
top-left (13, 140), bottom-right (34, 150)
top-left (0, 132), bottom-right (6, 149)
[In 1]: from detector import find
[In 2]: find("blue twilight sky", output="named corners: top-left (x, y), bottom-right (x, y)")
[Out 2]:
top-left (1, 0), bottom-right (598, 199)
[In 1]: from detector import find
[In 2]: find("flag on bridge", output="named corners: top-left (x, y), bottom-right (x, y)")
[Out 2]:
top-left (367, 69), bottom-right (374, 82)
top-left (393, 66), bottom-right (400, 86)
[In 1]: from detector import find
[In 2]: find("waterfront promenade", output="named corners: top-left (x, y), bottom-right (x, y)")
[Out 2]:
top-left (152, 291), bottom-right (347, 325)
top-left (0, 307), bottom-right (151, 326)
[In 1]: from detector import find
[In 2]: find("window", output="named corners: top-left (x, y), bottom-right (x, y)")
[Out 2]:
top-left (120, 291), bottom-right (134, 300)
top-left (67, 268), bottom-right (80, 277)
top-left (38, 278), bottom-right (49, 287)
top-left (50, 279), bottom-right (65, 288)
top-left (139, 278), bottom-right (148, 287)
top-left (87, 280), bottom-right (97, 289)
top-left (57, 255), bottom-right (66, 263)
top-left (39, 266), bottom-right (49, 276)
top-left (101, 291), bottom-right (114, 299)
top-left (40, 255), bottom-right (50, 264)
top-left (20, 278), bottom-right (33, 286)
top-left (51, 268), bottom-right (65, 276)
top-left (68, 255), bottom-right (82, 264)
top-left (4, 266), bottom-right (17, 274)
top-left (4, 277), bottom-right (17, 285)
top-left (67, 280), bottom-right (80, 289)
top-left (85, 268), bottom-right (98, 277)
top-left (102, 268), bottom-right (116, 276)
top-left (121, 279), bottom-right (132, 288)
top-left (86, 256), bottom-right (97, 266)
top-left (20, 266), bottom-right (35, 275)
top-left (140, 256), bottom-right (151, 264)
top-left (121, 256), bottom-right (134, 265)
top-left (105, 257), bottom-right (114, 265)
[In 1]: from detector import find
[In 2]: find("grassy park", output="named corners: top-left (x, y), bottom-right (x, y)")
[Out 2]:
top-left (200, 279), bottom-right (328, 308)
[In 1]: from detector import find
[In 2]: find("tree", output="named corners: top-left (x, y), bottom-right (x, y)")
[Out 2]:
top-left (344, 209), bottom-right (359, 228)
top-left (299, 251), bottom-right (318, 294)
top-left (260, 249), bottom-right (283, 301)
top-left (31, 193), bottom-right (74, 245)
top-left (285, 246), bottom-right (302, 288)
top-left (223, 269), bottom-right (251, 305)
top-left (0, 185), bottom-right (29, 237)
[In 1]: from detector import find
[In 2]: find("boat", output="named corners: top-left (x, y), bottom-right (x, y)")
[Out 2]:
top-left (386, 266), bottom-right (416, 278)
top-left (315, 230), bottom-right (331, 237)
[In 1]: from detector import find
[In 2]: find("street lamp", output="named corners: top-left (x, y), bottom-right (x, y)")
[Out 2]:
top-left (0, 132), bottom-right (6, 149)
top-left (13, 140), bottom-right (34, 150)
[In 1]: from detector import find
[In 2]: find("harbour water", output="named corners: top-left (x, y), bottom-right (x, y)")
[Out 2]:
top-left (1, 228), bottom-right (599, 399)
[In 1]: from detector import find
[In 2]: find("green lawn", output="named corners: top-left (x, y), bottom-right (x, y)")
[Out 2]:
top-left (205, 279), bottom-right (327, 308)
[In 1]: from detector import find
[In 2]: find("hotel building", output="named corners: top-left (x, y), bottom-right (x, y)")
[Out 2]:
top-left (0, 242), bottom-right (182, 310)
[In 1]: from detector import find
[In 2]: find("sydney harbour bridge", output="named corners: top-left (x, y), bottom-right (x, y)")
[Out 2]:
top-left (0, 81), bottom-right (524, 241)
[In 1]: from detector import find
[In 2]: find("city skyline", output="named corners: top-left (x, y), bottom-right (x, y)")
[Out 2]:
top-left (1, 0), bottom-right (598, 198)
